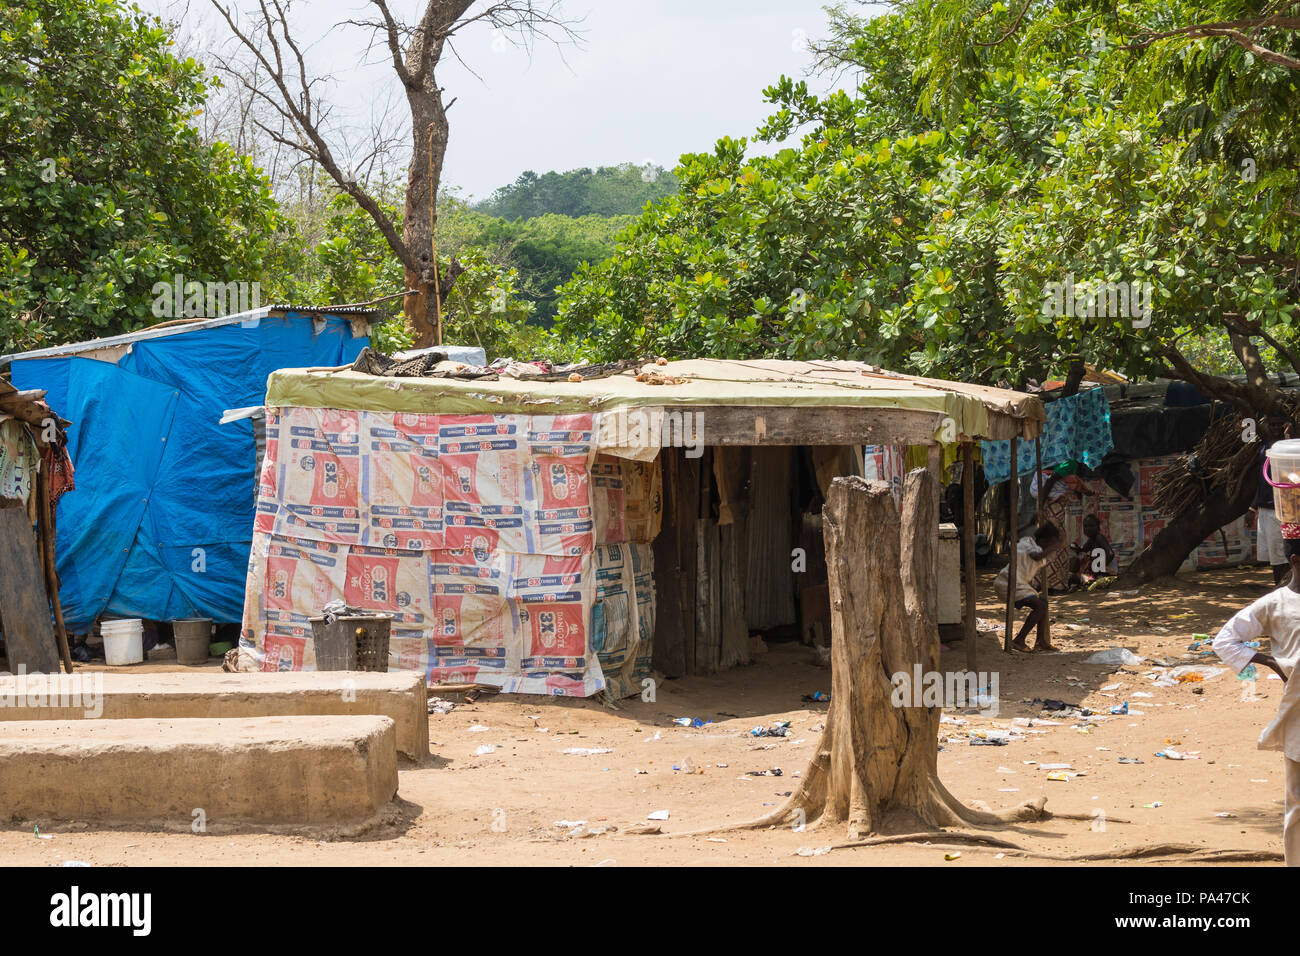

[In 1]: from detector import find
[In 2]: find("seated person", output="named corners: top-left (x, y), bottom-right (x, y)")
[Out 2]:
top-left (1069, 514), bottom-right (1116, 587)
top-left (994, 521), bottom-right (1063, 652)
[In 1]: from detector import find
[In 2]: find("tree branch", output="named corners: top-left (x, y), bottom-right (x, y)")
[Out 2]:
top-left (209, 0), bottom-right (415, 272)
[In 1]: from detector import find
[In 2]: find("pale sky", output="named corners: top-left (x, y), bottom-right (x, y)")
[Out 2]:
top-left (142, 0), bottom-right (868, 200)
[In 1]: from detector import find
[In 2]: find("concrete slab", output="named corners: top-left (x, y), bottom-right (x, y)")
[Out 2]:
top-left (0, 670), bottom-right (429, 758)
top-left (0, 716), bottom-right (398, 824)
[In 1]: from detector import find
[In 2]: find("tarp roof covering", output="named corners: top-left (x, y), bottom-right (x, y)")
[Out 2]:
top-left (8, 311), bottom-right (370, 628)
top-left (265, 358), bottom-right (1044, 443)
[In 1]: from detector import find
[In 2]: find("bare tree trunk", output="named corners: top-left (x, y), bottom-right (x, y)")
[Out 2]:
top-left (403, 69), bottom-right (452, 347)
top-left (210, 0), bottom-right (579, 350)
top-left (732, 470), bottom-right (1045, 839)
top-left (1117, 466), bottom-right (1258, 585)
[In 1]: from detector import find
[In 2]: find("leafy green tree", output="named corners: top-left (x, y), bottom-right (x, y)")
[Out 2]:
top-left (475, 163), bottom-right (677, 219)
top-left (554, 0), bottom-right (1300, 580)
top-left (270, 180), bottom-right (543, 357)
top-left (0, 0), bottom-right (282, 354)
top-left (465, 212), bottom-right (633, 323)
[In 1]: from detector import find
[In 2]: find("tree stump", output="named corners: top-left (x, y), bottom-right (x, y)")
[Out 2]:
top-left (740, 470), bottom-right (1046, 839)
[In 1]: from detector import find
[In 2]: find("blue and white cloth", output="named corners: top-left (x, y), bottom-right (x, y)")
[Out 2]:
top-left (981, 387), bottom-right (1112, 485)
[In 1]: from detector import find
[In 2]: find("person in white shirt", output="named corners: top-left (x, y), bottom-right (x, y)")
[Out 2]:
top-left (994, 522), bottom-right (1063, 652)
top-left (1212, 539), bottom-right (1299, 865)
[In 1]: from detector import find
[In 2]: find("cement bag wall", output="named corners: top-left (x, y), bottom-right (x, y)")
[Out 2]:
top-left (239, 406), bottom-right (658, 697)
top-left (1059, 454), bottom-right (1255, 572)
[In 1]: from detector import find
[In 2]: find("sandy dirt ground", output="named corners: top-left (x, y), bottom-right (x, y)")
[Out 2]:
top-left (1, 565), bottom-right (1292, 867)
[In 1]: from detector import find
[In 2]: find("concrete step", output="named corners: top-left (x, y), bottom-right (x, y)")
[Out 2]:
top-left (0, 715), bottom-right (398, 824)
top-left (0, 669), bottom-right (429, 759)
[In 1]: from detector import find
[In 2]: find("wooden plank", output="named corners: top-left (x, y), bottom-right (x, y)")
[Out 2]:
top-left (962, 442), bottom-right (978, 671)
top-left (0, 502), bottom-right (60, 673)
top-left (1003, 437), bottom-right (1018, 652)
top-left (719, 518), bottom-right (750, 668)
top-left (744, 446), bottom-right (797, 631)
top-left (651, 449), bottom-right (702, 678)
top-left (925, 444), bottom-right (943, 645)
top-left (653, 405), bottom-right (946, 448)
top-left (694, 518), bottom-right (721, 674)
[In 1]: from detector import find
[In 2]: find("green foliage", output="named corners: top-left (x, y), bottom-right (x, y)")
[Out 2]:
top-left (912, 0), bottom-right (1300, 167)
top-left (269, 181), bottom-right (547, 357)
top-left (0, 0), bottom-right (282, 353)
top-left (554, 1), bottom-right (1300, 392)
top-left (474, 163), bottom-right (678, 220)
top-left (453, 210), bottom-right (633, 324)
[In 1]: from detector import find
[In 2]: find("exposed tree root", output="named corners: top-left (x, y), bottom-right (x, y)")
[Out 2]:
top-left (816, 835), bottom-right (1282, 863)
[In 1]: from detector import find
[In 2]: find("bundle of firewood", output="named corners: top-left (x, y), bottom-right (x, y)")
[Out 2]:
top-left (1154, 402), bottom-right (1296, 520)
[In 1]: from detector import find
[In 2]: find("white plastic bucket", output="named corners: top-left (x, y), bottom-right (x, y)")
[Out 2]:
top-left (1266, 440), bottom-right (1300, 524)
top-left (100, 618), bottom-right (144, 666)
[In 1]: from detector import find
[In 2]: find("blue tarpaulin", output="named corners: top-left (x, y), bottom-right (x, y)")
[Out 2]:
top-left (9, 312), bottom-right (368, 628)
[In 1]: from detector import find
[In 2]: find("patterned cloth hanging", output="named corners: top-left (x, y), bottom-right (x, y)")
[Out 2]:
top-left (0, 419), bottom-right (39, 504)
top-left (981, 387), bottom-right (1113, 485)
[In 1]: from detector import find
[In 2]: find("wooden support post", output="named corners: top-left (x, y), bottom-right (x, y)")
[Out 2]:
top-left (1003, 437), bottom-right (1018, 652)
top-left (36, 469), bottom-right (74, 674)
top-left (1035, 437), bottom-right (1050, 648)
top-left (962, 442), bottom-right (977, 671)
top-left (926, 444), bottom-right (943, 644)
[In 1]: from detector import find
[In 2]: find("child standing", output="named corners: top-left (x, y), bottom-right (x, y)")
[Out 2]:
top-left (994, 521), bottom-right (1063, 652)
top-left (1212, 538), bottom-right (1300, 865)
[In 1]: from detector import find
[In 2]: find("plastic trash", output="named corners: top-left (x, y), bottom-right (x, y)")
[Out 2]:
top-left (1110, 702), bottom-right (1129, 715)
top-left (1238, 663), bottom-right (1259, 681)
top-left (1084, 648), bottom-right (1144, 667)
top-left (795, 846), bottom-right (832, 857)
top-left (647, 810), bottom-right (670, 821)
top-left (1170, 665), bottom-right (1226, 682)
top-left (673, 717), bottom-right (711, 728)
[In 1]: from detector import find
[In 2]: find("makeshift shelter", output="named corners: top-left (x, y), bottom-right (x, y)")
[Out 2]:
top-left (970, 380), bottom-right (1280, 577)
top-left (241, 357), bottom-right (1044, 695)
top-left (1, 307), bottom-right (378, 630)
top-left (0, 380), bottom-right (74, 672)
top-left (1090, 382), bottom-right (1267, 571)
